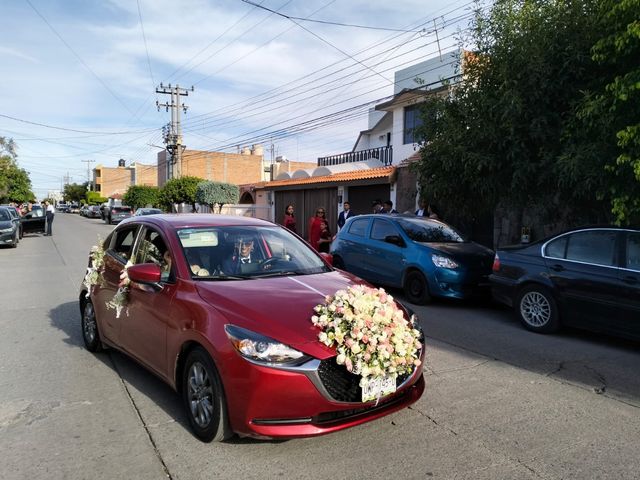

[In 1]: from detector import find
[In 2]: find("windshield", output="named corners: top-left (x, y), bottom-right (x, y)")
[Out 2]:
top-left (176, 225), bottom-right (330, 279)
top-left (0, 209), bottom-right (11, 221)
top-left (397, 218), bottom-right (464, 243)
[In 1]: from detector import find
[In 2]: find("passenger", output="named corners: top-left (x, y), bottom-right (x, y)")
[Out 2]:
top-left (186, 249), bottom-right (210, 277)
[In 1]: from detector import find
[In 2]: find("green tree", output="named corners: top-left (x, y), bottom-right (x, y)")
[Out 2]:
top-left (64, 182), bottom-right (89, 203)
top-left (413, 0), bottom-right (611, 227)
top-left (0, 136), bottom-right (35, 203)
top-left (159, 176), bottom-right (204, 212)
top-left (575, 0), bottom-right (640, 224)
top-left (195, 181), bottom-right (239, 213)
top-left (86, 191), bottom-right (107, 205)
top-left (123, 185), bottom-right (160, 210)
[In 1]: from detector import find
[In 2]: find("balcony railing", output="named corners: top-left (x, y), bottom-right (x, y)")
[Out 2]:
top-left (317, 145), bottom-right (393, 167)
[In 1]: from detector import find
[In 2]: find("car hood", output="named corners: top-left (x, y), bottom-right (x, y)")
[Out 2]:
top-left (0, 220), bottom-right (15, 229)
top-left (194, 270), bottom-right (363, 359)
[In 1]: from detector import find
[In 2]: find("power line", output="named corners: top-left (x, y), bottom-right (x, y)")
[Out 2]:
top-left (24, 0), bottom-right (136, 116)
top-left (181, 3), bottom-right (474, 128)
top-left (0, 113), bottom-right (156, 135)
top-left (137, 0), bottom-right (156, 92)
top-left (240, 0), bottom-right (428, 33)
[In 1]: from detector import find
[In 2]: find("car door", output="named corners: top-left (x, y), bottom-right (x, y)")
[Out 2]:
top-left (364, 218), bottom-right (406, 287)
top-left (543, 229), bottom-right (621, 331)
top-left (95, 224), bottom-right (141, 344)
top-left (119, 226), bottom-right (176, 377)
top-left (21, 209), bottom-right (45, 233)
top-left (617, 230), bottom-right (640, 337)
top-left (338, 217), bottom-right (371, 279)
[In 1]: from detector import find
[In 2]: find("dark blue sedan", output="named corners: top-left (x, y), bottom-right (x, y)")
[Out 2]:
top-left (490, 226), bottom-right (640, 339)
top-left (331, 214), bottom-right (494, 304)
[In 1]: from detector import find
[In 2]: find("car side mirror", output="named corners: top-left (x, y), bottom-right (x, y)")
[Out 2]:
top-left (384, 235), bottom-right (405, 247)
top-left (127, 263), bottom-right (162, 286)
top-left (319, 252), bottom-right (333, 266)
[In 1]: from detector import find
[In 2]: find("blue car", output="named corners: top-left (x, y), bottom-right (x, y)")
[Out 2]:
top-left (331, 214), bottom-right (494, 304)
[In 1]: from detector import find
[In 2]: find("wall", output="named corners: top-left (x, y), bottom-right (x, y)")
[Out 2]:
top-left (157, 149), bottom-right (265, 186)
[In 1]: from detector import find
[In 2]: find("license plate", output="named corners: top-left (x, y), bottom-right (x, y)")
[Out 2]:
top-left (361, 375), bottom-right (396, 402)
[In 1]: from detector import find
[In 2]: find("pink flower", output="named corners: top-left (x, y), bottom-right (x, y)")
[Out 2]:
top-left (345, 357), bottom-right (353, 372)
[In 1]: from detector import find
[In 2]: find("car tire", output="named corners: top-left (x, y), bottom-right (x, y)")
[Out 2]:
top-left (404, 270), bottom-right (431, 305)
top-left (11, 232), bottom-right (18, 247)
top-left (516, 285), bottom-right (559, 333)
top-left (182, 347), bottom-right (232, 443)
top-left (81, 299), bottom-right (104, 352)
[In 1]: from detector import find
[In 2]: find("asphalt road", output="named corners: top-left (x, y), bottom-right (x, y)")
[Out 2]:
top-left (1, 213), bottom-right (639, 480)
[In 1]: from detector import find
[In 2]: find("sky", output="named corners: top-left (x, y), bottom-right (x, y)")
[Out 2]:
top-left (1, 0), bottom-right (478, 198)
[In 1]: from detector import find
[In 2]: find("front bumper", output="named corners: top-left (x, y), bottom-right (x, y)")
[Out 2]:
top-left (429, 268), bottom-right (492, 300)
top-left (223, 347), bottom-right (426, 439)
top-left (0, 230), bottom-right (17, 244)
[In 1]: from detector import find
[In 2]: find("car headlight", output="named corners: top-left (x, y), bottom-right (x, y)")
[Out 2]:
top-left (431, 254), bottom-right (459, 269)
top-left (225, 324), bottom-right (309, 366)
top-left (0, 227), bottom-right (14, 233)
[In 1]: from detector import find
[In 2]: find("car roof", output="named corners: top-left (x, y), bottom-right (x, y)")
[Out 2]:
top-left (119, 213), bottom-right (276, 230)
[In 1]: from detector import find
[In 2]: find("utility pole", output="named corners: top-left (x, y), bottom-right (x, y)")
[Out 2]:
top-left (81, 159), bottom-right (95, 191)
top-left (156, 83), bottom-right (194, 179)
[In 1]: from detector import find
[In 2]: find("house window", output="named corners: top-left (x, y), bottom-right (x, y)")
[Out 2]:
top-left (403, 104), bottom-right (424, 145)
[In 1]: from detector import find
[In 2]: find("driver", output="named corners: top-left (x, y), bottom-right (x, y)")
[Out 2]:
top-left (222, 237), bottom-right (256, 275)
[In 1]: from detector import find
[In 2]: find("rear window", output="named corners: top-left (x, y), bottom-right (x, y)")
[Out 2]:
top-left (113, 207), bottom-right (131, 213)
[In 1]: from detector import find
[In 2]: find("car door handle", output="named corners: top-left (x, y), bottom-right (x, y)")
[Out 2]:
top-left (622, 275), bottom-right (638, 285)
top-left (550, 264), bottom-right (565, 272)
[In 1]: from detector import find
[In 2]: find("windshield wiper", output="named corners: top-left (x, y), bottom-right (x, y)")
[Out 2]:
top-left (252, 270), bottom-right (306, 278)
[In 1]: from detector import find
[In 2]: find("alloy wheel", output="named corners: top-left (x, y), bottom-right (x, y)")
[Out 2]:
top-left (520, 291), bottom-right (551, 327)
top-left (83, 302), bottom-right (97, 344)
top-left (188, 362), bottom-right (214, 429)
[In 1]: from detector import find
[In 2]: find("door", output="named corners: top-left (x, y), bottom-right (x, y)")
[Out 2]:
top-left (544, 229), bottom-right (621, 331)
top-left (21, 209), bottom-right (45, 233)
top-left (364, 218), bottom-right (406, 287)
top-left (338, 217), bottom-right (371, 279)
top-left (95, 225), bottom-right (140, 343)
top-left (119, 227), bottom-right (175, 377)
top-left (617, 231), bottom-right (640, 337)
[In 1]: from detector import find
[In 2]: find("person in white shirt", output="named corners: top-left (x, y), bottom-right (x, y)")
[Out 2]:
top-left (44, 201), bottom-right (55, 236)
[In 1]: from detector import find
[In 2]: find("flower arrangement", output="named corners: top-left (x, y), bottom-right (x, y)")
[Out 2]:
top-left (105, 260), bottom-right (133, 318)
top-left (83, 240), bottom-right (106, 297)
top-left (84, 237), bottom-right (133, 319)
top-left (311, 285), bottom-right (422, 396)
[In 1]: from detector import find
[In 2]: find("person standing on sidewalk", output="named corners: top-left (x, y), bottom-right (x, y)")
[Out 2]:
top-left (44, 201), bottom-right (55, 236)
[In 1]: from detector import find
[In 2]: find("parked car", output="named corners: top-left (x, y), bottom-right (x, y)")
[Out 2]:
top-left (0, 205), bottom-right (23, 239)
top-left (85, 205), bottom-right (102, 218)
top-left (104, 206), bottom-right (132, 224)
top-left (79, 205), bottom-right (89, 217)
top-left (0, 207), bottom-right (20, 247)
top-left (331, 214), bottom-right (495, 304)
top-left (134, 207), bottom-right (163, 216)
top-left (20, 207), bottom-right (46, 235)
top-left (57, 203), bottom-right (70, 213)
top-left (79, 214), bottom-right (425, 441)
top-left (490, 226), bottom-right (640, 339)
top-left (70, 203), bottom-right (80, 214)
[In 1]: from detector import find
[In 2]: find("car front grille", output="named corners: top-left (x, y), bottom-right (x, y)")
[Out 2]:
top-left (317, 359), bottom-right (414, 403)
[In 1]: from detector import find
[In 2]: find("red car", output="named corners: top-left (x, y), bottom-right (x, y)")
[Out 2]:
top-left (79, 214), bottom-right (425, 442)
